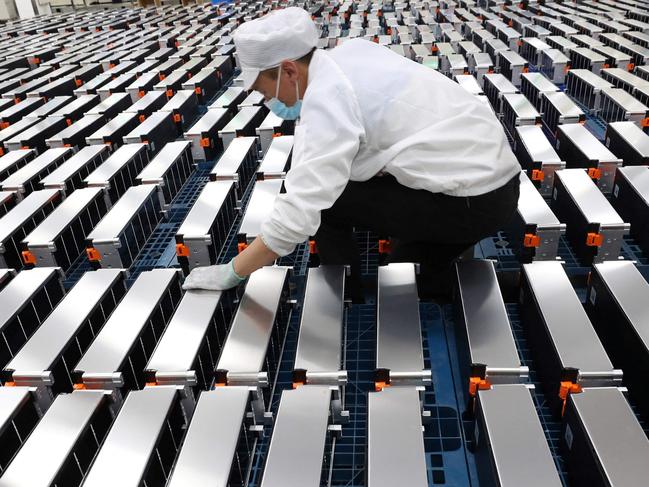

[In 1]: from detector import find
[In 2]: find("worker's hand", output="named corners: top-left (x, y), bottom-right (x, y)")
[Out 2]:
top-left (182, 259), bottom-right (245, 291)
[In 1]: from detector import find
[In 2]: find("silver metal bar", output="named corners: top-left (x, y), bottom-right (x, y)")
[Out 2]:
top-left (455, 259), bottom-right (528, 387)
top-left (168, 386), bottom-right (256, 487)
top-left (184, 108), bottom-right (231, 161)
top-left (1, 148), bottom-right (72, 200)
top-left (82, 386), bottom-right (189, 487)
top-left (0, 389), bottom-right (112, 487)
top-left (294, 266), bottom-right (346, 385)
top-left (563, 387), bottom-right (649, 486)
top-left (605, 121), bottom-right (649, 165)
top-left (367, 386), bottom-right (428, 487)
top-left (513, 125), bottom-right (565, 196)
top-left (261, 386), bottom-right (333, 487)
top-left (39, 145), bottom-right (109, 197)
top-left (238, 180), bottom-right (283, 244)
top-left (208, 136), bottom-right (258, 198)
top-left (218, 105), bottom-right (265, 148)
top-left (121, 111), bottom-right (176, 153)
top-left (475, 384), bottom-right (562, 487)
top-left (257, 135), bottom-right (293, 180)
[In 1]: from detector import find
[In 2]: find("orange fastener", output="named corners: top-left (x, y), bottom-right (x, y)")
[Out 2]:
top-left (166, 89), bottom-right (174, 98)
top-left (73, 383), bottom-right (86, 390)
top-left (522, 66), bottom-right (529, 73)
top-left (603, 63), bottom-right (610, 69)
top-left (531, 169), bottom-right (545, 181)
top-left (378, 239), bottom-right (392, 254)
top-left (86, 247), bottom-right (102, 261)
top-left (292, 381), bottom-right (305, 389)
top-left (587, 168), bottom-right (602, 180)
top-left (272, 132), bottom-right (283, 138)
top-left (4, 381), bottom-right (15, 387)
top-left (309, 239), bottom-right (317, 254)
top-left (237, 242), bottom-right (248, 253)
top-left (138, 90), bottom-right (145, 98)
top-left (173, 113), bottom-right (181, 123)
top-left (159, 73), bottom-right (166, 81)
top-left (564, 65), bottom-right (571, 73)
top-left (0, 148), bottom-right (4, 156)
top-left (66, 118), bottom-right (72, 126)
top-left (468, 376), bottom-right (491, 397)
top-left (176, 243), bottom-right (190, 257)
top-left (586, 232), bottom-right (604, 247)
top-left (199, 137), bottom-right (211, 148)
top-left (559, 380), bottom-right (582, 416)
top-left (145, 381), bottom-right (157, 387)
top-left (627, 63), bottom-right (635, 72)
top-left (139, 114), bottom-right (146, 123)
top-left (14, 98), bottom-right (20, 104)
top-left (523, 233), bottom-right (541, 248)
top-left (75, 79), bottom-right (82, 87)
top-left (194, 87), bottom-right (202, 95)
top-left (0, 122), bottom-right (8, 129)
top-left (375, 381), bottom-right (390, 392)
top-left (22, 250), bottom-right (36, 265)
top-left (641, 118), bottom-right (649, 128)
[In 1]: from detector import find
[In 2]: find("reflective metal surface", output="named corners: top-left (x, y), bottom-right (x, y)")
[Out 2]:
top-left (555, 169), bottom-right (625, 224)
top-left (1, 148), bottom-right (71, 194)
top-left (617, 166), bottom-right (649, 205)
top-left (87, 185), bottom-right (156, 241)
top-left (209, 137), bottom-right (256, 179)
top-left (257, 135), bottom-right (293, 178)
top-left (0, 190), bottom-right (60, 246)
top-left (558, 124), bottom-right (620, 163)
top-left (477, 385), bottom-right (562, 486)
top-left (367, 386), bottom-right (427, 487)
top-left (5, 269), bottom-right (123, 376)
top-left (0, 386), bottom-right (32, 430)
top-left (137, 141), bottom-right (191, 183)
top-left (376, 263), bottom-right (424, 373)
top-left (177, 181), bottom-right (234, 237)
top-left (261, 386), bottom-right (331, 487)
top-left (168, 387), bottom-right (250, 487)
top-left (40, 145), bottom-right (109, 189)
top-left (0, 267), bottom-right (60, 331)
top-left (0, 390), bottom-right (106, 487)
top-left (516, 123), bottom-right (565, 165)
top-left (294, 266), bottom-right (345, 374)
top-left (84, 143), bottom-right (147, 187)
top-left (217, 266), bottom-right (289, 374)
top-left (82, 387), bottom-right (178, 487)
top-left (518, 172), bottom-right (563, 227)
top-left (238, 180), bottom-right (283, 241)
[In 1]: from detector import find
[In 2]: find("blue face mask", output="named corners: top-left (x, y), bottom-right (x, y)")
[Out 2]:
top-left (266, 65), bottom-right (302, 120)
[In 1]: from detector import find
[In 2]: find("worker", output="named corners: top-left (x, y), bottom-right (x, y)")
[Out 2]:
top-left (182, 7), bottom-right (521, 300)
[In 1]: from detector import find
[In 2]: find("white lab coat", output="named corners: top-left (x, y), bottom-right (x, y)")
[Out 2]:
top-left (260, 38), bottom-right (521, 256)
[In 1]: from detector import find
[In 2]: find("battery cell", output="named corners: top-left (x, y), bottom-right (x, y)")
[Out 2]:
top-left (160, 89), bottom-right (199, 132)
top-left (136, 140), bottom-right (194, 209)
top-left (85, 184), bottom-right (162, 269)
top-left (604, 121), bottom-right (649, 165)
top-left (45, 113), bottom-right (106, 151)
top-left (21, 187), bottom-right (110, 272)
top-left (565, 69), bottom-right (614, 111)
top-left (40, 144), bottom-right (110, 197)
top-left (611, 166), bottom-right (649, 255)
top-left (257, 135), bottom-right (293, 180)
top-left (85, 111), bottom-right (140, 149)
top-left (4, 116), bottom-right (68, 154)
top-left (218, 105), bottom-right (265, 148)
top-left (209, 136), bottom-right (259, 199)
top-left (0, 149), bottom-right (35, 181)
top-left (1, 147), bottom-right (72, 201)
top-left (85, 92), bottom-right (132, 119)
top-left (122, 110), bottom-right (176, 153)
top-left (184, 108), bottom-right (232, 161)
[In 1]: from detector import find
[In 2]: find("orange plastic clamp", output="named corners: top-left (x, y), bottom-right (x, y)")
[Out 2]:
top-left (531, 169), bottom-right (545, 181)
top-left (173, 113), bottom-right (181, 123)
top-left (309, 240), bottom-right (317, 254)
top-left (194, 87), bottom-right (202, 95)
top-left (468, 377), bottom-right (491, 397)
top-left (86, 247), bottom-right (102, 261)
top-left (73, 383), bottom-right (86, 390)
top-left (564, 65), bottom-right (571, 73)
top-left (75, 79), bottom-right (82, 87)
top-left (587, 168), bottom-right (602, 180)
top-left (14, 98), bottom-right (20, 104)
top-left (145, 381), bottom-right (157, 387)
top-left (292, 381), bottom-right (305, 389)
top-left (166, 89), bottom-right (174, 98)
top-left (522, 66), bottom-right (529, 73)
top-left (215, 382), bottom-right (227, 387)
top-left (516, 39), bottom-right (522, 46)
top-left (586, 232), bottom-right (604, 247)
top-left (199, 137), bottom-right (211, 148)
top-left (272, 132), bottom-right (283, 138)
top-left (641, 118), bottom-right (649, 128)
top-left (159, 73), bottom-right (166, 81)
top-left (375, 381), bottom-right (390, 392)
top-left (66, 118), bottom-right (72, 126)
top-left (0, 122), bottom-right (8, 130)
top-left (559, 381), bottom-right (582, 416)
top-left (108, 63), bottom-right (115, 69)
top-left (0, 148), bottom-right (4, 156)
top-left (603, 63), bottom-right (610, 69)
top-left (21, 146), bottom-right (30, 150)
top-left (378, 239), bottom-right (392, 254)
top-left (139, 115), bottom-right (146, 123)
top-left (431, 45), bottom-right (439, 53)
top-left (176, 243), bottom-right (190, 257)
top-left (4, 381), bottom-right (15, 387)
top-left (21, 250), bottom-right (36, 265)
top-left (237, 242), bottom-right (248, 253)
top-left (523, 233), bottom-right (541, 248)
top-left (33, 57), bottom-right (40, 64)
top-left (138, 90), bottom-right (145, 98)
top-left (628, 63), bottom-right (635, 72)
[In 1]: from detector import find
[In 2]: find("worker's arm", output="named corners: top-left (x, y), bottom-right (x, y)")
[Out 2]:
top-left (233, 237), bottom-right (278, 276)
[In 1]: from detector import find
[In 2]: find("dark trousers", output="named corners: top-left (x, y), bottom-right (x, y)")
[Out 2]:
top-left (314, 172), bottom-right (521, 299)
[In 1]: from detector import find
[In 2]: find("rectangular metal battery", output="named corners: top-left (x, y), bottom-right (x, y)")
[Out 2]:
top-left (124, 90), bottom-right (168, 123)
top-left (219, 105), bottom-right (265, 149)
top-left (4, 116), bottom-right (68, 154)
top-left (497, 50), bottom-right (528, 87)
top-left (82, 386), bottom-right (189, 487)
top-left (209, 86), bottom-right (246, 115)
top-left (45, 114), bottom-right (106, 151)
top-left (1, 147), bottom-right (72, 201)
top-left (136, 140), bottom-right (194, 209)
top-left (85, 92), bottom-right (132, 120)
top-left (51, 94), bottom-right (100, 125)
top-left (175, 180), bottom-right (237, 274)
top-left (0, 97), bottom-right (44, 127)
top-left (0, 191), bottom-right (16, 218)
top-left (540, 48), bottom-right (570, 84)
top-left (520, 261), bottom-right (622, 411)
top-left (40, 145), bottom-right (109, 197)
top-left (85, 112), bottom-right (139, 150)
top-left (555, 124), bottom-right (622, 193)
top-left (483, 73), bottom-right (519, 114)
top-left (520, 72), bottom-right (559, 110)
top-left (215, 266), bottom-right (291, 402)
top-left (167, 386), bottom-right (258, 487)
top-left (256, 111), bottom-right (293, 156)
top-left (22, 97), bottom-right (72, 121)
top-left (126, 71), bottom-right (161, 103)
top-left (2, 269), bottom-right (126, 395)
top-left (552, 168), bottom-right (629, 263)
top-left (160, 89), bottom-right (198, 132)
top-left (520, 37), bottom-right (551, 66)
top-left (605, 121), bottom-right (649, 165)
top-left (593, 47), bottom-right (632, 70)
top-left (181, 67), bottom-right (219, 104)
top-left (599, 87), bottom-right (649, 128)
top-left (122, 110), bottom-right (176, 154)
top-left (209, 136), bottom-right (259, 198)
top-left (0, 149), bottom-right (35, 181)
top-left (541, 91), bottom-right (586, 135)
top-left (26, 76), bottom-right (77, 101)
top-left (72, 269), bottom-right (182, 392)
top-left (475, 384), bottom-right (562, 487)
top-left (73, 73), bottom-right (112, 97)
top-left (0, 267), bottom-right (65, 370)
top-left (205, 55), bottom-right (234, 81)
top-left (84, 142), bottom-right (149, 206)
top-left (0, 118), bottom-right (41, 157)
top-left (256, 135), bottom-right (293, 180)
top-left (611, 165), bottom-right (649, 255)
top-left (85, 184), bottom-right (161, 269)
top-left (0, 389), bottom-right (114, 487)
top-left (562, 387), bottom-right (649, 487)
top-left (238, 179), bottom-right (283, 245)
top-left (510, 172), bottom-right (565, 261)
top-left (185, 109), bottom-right (231, 161)
top-left (153, 68), bottom-right (190, 99)
top-left (514, 125), bottom-right (566, 196)
top-left (0, 387), bottom-right (42, 472)
top-left (367, 386), bottom-right (428, 487)
top-left (454, 74), bottom-right (484, 95)
top-left (261, 385), bottom-right (333, 487)
top-left (144, 286), bottom-right (238, 390)
top-left (501, 93), bottom-right (542, 135)
top-left (565, 69), bottom-right (614, 112)
top-left (454, 260), bottom-right (528, 393)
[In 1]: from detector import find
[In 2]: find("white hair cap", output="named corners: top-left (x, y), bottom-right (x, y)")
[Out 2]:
top-left (233, 7), bottom-right (319, 90)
